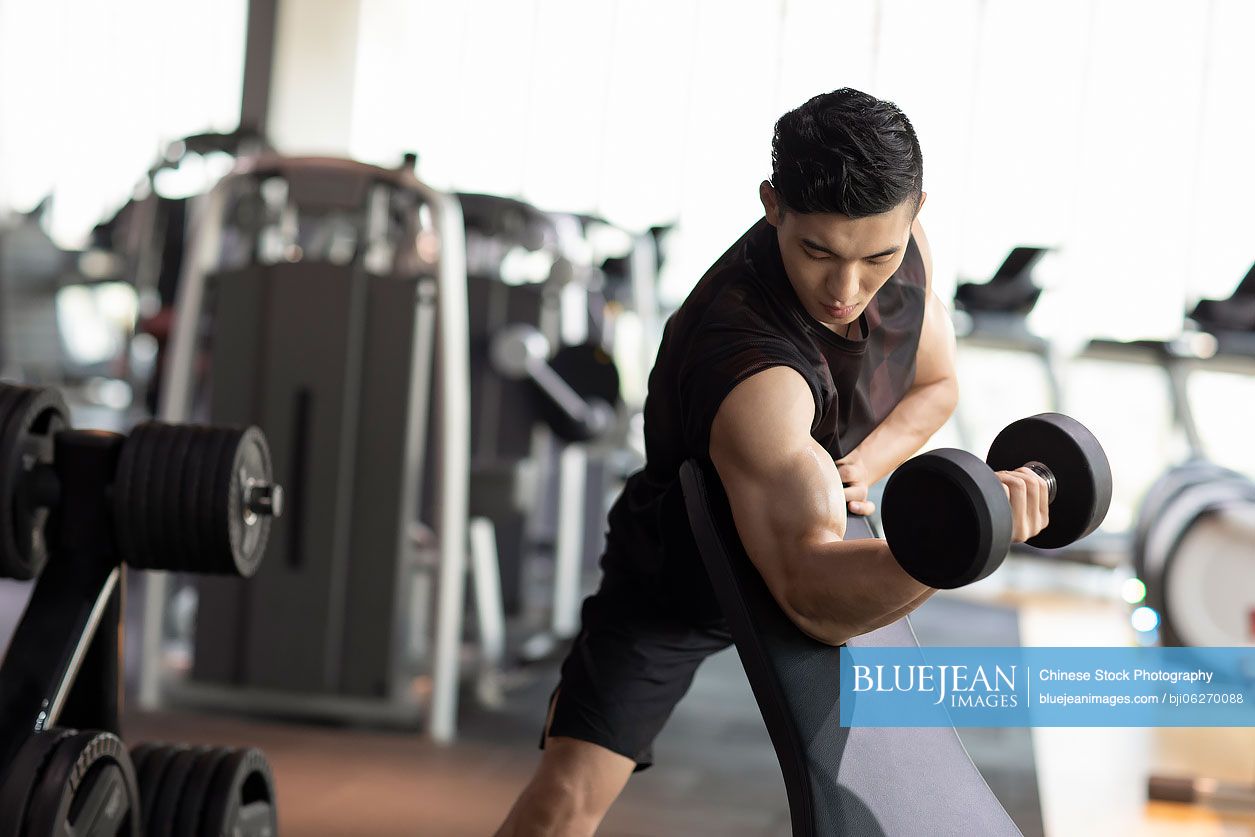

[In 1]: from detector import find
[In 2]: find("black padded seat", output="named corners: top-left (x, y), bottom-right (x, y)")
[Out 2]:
top-left (679, 459), bottom-right (1021, 836)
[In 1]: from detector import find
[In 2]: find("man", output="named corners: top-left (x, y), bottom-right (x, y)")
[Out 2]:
top-left (496, 88), bottom-right (1049, 836)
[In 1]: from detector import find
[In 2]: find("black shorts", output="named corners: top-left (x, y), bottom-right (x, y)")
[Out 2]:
top-left (539, 564), bottom-right (733, 771)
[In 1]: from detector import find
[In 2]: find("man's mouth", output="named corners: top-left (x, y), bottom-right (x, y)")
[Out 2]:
top-left (822, 303), bottom-right (857, 319)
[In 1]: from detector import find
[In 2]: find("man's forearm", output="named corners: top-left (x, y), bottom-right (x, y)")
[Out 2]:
top-left (783, 537), bottom-right (933, 646)
top-left (850, 376), bottom-right (958, 485)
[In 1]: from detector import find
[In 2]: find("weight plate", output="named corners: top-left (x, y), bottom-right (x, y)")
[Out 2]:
top-left (148, 746), bottom-right (211, 837)
top-left (0, 729), bottom-right (76, 837)
top-left (0, 385), bottom-right (69, 580)
top-left (174, 747), bottom-right (231, 837)
top-left (144, 425), bottom-right (180, 571)
top-left (25, 730), bottom-right (139, 837)
top-left (208, 429), bottom-right (240, 573)
top-left (128, 424), bottom-right (159, 569)
top-left (197, 430), bottom-right (233, 575)
top-left (162, 428), bottom-right (196, 573)
top-left (882, 448), bottom-right (1012, 589)
top-left (128, 742), bottom-right (160, 782)
top-left (136, 744), bottom-right (186, 832)
top-left (180, 429), bottom-right (213, 573)
top-left (112, 431), bottom-right (143, 569)
top-left (227, 427), bottom-right (274, 578)
top-left (1, 388), bottom-right (61, 578)
top-left (986, 413), bottom-right (1112, 550)
top-left (199, 747), bottom-right (277, 837)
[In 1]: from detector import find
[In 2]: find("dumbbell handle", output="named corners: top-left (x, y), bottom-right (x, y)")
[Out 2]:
top-left (1020, 461), bottom-right (1058, 504)
top-left (244, 480), bottom-right (284, 522)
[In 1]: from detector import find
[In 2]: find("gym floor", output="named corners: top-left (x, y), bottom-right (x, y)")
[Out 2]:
top-left (119, 560), bottom-right (1255, 837)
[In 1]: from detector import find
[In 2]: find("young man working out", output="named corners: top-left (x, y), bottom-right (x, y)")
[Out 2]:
top-left (496, 88), bottom-right (1050, 837)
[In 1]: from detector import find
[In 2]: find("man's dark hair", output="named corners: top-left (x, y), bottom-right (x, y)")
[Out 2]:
top-left (771, 88), bottom-right (923, 218)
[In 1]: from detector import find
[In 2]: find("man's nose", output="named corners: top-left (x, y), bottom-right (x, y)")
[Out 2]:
top-left (827, 265), bottom-right (860, 304)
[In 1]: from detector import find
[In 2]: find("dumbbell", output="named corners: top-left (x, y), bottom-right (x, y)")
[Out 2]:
top-left (113, 422), bottom-right (283, 577)
top-left (490, 324), bottom-right (620, 443)
top-left (881, 413), bottom-right (1112, 589)
top-left (0, 383), bottom-right (282, 581)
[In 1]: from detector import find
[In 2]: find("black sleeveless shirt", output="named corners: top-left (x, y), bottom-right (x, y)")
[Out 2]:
top-left (602, 218), bottom-right (927, 612)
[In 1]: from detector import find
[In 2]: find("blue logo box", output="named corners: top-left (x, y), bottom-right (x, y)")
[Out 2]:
top-left (838, 646), bottom-right (1255, 727)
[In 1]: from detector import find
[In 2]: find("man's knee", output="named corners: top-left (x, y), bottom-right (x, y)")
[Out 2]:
top-left (506, 773), bottom-right (600, 836)
top-left (497, 737), bottom-right (635, 837)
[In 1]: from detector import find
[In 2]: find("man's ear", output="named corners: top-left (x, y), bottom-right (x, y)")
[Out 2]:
top-left (915, 190), bottom-right (928, 216)
top-left (760, 180), bottom-right (784, 226)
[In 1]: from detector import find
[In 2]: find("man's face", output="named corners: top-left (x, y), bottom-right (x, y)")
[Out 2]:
top-left (760, 182), bottom-right (919, 333)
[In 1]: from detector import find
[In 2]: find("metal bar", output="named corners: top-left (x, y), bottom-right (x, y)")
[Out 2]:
top-left (552, 446), bottom-right (586, 639)
top-left (426, 193), bottom-right (471, 745)
top-left (0, 563), bottom-right (119, 768)
top-left (239, 0), bottom-right (280, 136)
top-left (468, 516), bottom-right (505, 707)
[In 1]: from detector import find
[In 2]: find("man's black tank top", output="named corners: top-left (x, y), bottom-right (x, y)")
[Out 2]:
top-left (602, 217), bottom-right (927, 617)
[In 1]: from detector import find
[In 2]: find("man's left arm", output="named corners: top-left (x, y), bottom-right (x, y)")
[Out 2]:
top-left (838, 219), bottom-right (959, 513)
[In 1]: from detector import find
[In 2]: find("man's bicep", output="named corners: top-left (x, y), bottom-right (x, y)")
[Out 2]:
top-left (708, 366), bottom-right (847, 611)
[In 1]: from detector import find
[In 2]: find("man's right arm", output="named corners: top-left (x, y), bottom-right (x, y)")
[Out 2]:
top-left (708, 366), bottom-right (935, 646)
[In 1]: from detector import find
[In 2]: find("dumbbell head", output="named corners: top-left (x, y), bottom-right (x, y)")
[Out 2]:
top-left (0, 384), bottom-right (70, 580)
top-left (986, 413), bottom-right (1112, 549)
top-left (114, 423), bottom-right (281, 577)
top-left (882, 449), bottom-right (1012, 589)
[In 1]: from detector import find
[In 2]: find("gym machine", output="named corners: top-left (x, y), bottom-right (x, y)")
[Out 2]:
top-left (459, 194), bottom-right (633, 666)
top-left (1088, 267), bottom-right (1255, 818)
top-left (1087, 261), bottom-right (1255, 648)
top-left (146, 154), bottom-right (478, 743)
top-left (0, 381), bottom-right (281, 835)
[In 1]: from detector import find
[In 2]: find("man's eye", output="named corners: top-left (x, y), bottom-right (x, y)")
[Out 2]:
top-left (803, 247), bottom-right (827, 260)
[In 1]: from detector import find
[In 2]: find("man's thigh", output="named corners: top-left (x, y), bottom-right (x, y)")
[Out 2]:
top-left (541, 568), bottom-right (733, 771)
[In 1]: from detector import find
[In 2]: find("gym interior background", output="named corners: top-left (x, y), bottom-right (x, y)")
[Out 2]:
top-left (0, 0), bottom-right (1253, 834)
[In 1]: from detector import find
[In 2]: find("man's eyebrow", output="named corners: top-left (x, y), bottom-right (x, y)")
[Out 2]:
top-left (801, 238), bottom-right (901, 260)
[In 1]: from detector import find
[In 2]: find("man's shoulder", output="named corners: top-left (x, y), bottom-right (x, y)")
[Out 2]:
top-left (678, 220), bottom-right (792, 330)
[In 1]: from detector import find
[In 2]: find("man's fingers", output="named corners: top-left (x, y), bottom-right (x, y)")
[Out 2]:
top-left (999, 469), bottom-right (1049, 541)
top-left (1014, 467), bottom-right (1049, 534)
top-left (848, 499), bottom-right (876, 516)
